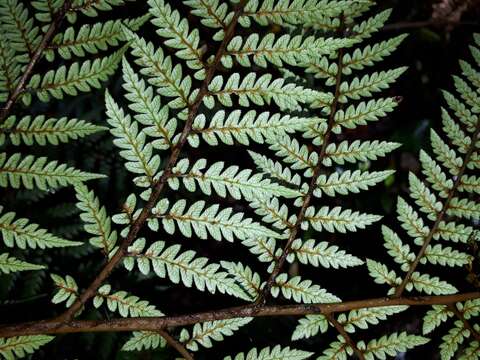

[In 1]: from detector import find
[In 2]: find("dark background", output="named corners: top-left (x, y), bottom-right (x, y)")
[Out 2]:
top-left (1, 0), bottom-right (480, 358)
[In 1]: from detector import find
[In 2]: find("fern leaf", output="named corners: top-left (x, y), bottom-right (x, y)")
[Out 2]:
top-left (0, 0), bottom-right (40, 61)
top-left (122, 58), bottom-right (175, 150)
top-left (0, 208), bottom-right (81, 249)
top-left (422, 305), bottom-right (453, 335)
top-left (289, 239), bottom-right (363, 269)
top-left (124, 239), bottom-right (237, 296)
top-left (338, 67), bottom-right (407, 103)
top-left (224, 345), bottom-right (312, 360)
top-left (93, 284), bottom-right (163, 317)
top-left (339, 306), bottom-right (408, 333)
top-left (0, 36), bottom-right (21, 101)
top-left (0, 115), bottom-right (106, 146)
top-left (122, 331), bottom-right (166, 351)
top-left (221, 261), bottom-right (262, 301)
top-left (342, 34), bottom-right (408, 74)
top-left (51, 274), bottom-right (78, 307)
top-left (358, 332), bottom-right (429, 360)
top-left (366, 259), bottom-right (400, 288)
top-left (241, 237), bottom-right (278, 269)
top-left (408, 172), bottom-right (443, 221)
top-left (440, 321), bottom-right (469, 360)
top-left (180, 318), bottom-right (252, 351)
top-left (430, 129), bottom-right (463, 176)
top-left (105, 90), bottom-right (160, 184)
top-left (419, 150), bottom-right (453, 198)
top-left (46, 16), bottom-right (149, 60)
top-left (249, 197), bottom-right (293, 231)
top-left (0, 253), bottom-right (45, 274)
top-left (150, 199), bottom-right (282, 241)
top-left (189, 110), bottom-right (318, 147)
top-left (0, 335), bottom-right (54, 360)
top-left (124, 28), bottom-right (191, 116)
top-left (74, 184), bottom-right (117, 254)
top-left (272, 273), bottom-right (340, 304)
top-left (28, 47), bottom-right (126, 102)
top-left (334, 98), bottom-right (399, 130)
top-left (206, 73), bottom-right (320, 111)
top-left (292, 314), bottom-right (328, 341)
top-left (323, 140), bottom-right (401, 166)
top-left (241, 0), bottom-right (353, 27)
top-left (148, 0), bottom-right (206, 79)
top-left (314, 170), bottom-right (394, 197)
top-left (224, 33), bottom-right (350, 68)
top-left (184, 0), bottom-right (230, 40)
top-left (0, 152), bottom-right (104, 190)
top-left (382, 226), bottom-right (414, 271)
top-left (248, 151), bottom-right (302, 187)
top-left (422, 244), bottom-right (471, 267)
top-left (169, 158), bottom-right (301, 200)
top-left (267, 135), bottom-right (317, 175)
top-left (396, 197), bottom-right (429, 245)
top-left (408, 272), bottom-right (457, 295)
top-left (305, 206), bottom-right (381, 233)
top-left (447, 197), bottom-right (480, 220)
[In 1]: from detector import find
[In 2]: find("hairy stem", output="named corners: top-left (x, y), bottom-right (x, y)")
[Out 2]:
top-left (0, 0), bottom-right (74, 123)
top-left (54, 0), bottom-right (248, 323)
top-left (1, 293), bottom-right (479, 338)
top-left (394, 118), bottom-right (480, 297)
top-left (255, 18), bottom-right (346, 305)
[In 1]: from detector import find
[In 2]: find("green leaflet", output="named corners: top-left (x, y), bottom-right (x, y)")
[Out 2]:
top-left (150, 199), bottom-right (283, 241)
top-left (0, 115), bottom-right (106, 146)
top-left (0, 152), bottom-right (104, 190)
top-left (224, 345), bottom-right (313, 360)
top-left (0, 335), bottom-right (54, 360)
top-left (0, 253), bottom-right (45, 274)
top-left (0, 208), bottom-right (81, 249)
top-left (169, 158), bottom-right (301, 200)
top-left (272, 273), bottom-right (340, 304)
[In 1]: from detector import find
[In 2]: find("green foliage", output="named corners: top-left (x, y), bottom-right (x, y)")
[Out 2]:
top-left (1, 0), bottom-right (479, 359)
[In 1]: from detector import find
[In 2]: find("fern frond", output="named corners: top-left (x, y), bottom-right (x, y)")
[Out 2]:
top-left (272, 273), bottom-right (340, 304)
top-left (93, 284), bottom-right (163, 317)
top-left (189, 110), bottom-right (318, 147)
top-left (289, 239), bottom-right (363, 269)
top-left (339, 306), bottom-right (409, 333)
top-left (267, 135), bottom-right (317, 175)
top-left (122, 58), bottom-right (175, 150)
top-left (0, 36), bottom-right (21, 102)
top-left (249, 151), bottom-right (301, 187)
top-left (0, 152), bottom-right (104, 190)
top-left (51, 274), bottom-right (78, 307)
top-left (440, 321), bottom-right (469, 360)
top-left (314, 170), bottom-right (394, 197)
top-left (305, 206), bottom-right (381, 233)
top-left (249, 197), bottom-right (293, 231)
top-left (223, 33), bottom-right (351, 68)
top-left (169, 158), bottom-right (301, 200)
top-left (358, 332), bottom-right (429, 360)
top-left (0, 335), bottom-right (54, 360)
top-left (338, 67), bottom-right (407, 102)
top-left (408, 172), bottom-right (443, 221)
top-left (121, 331), bottom-right (166, 351)
top-left (409, 272), bottom-right (457, 295)
top-left (46, 16), bottom-right (149, 60)
top-left (382, 225), bottom-right (414, 271)
top-left (342, 34), bottom-right (408, 74)
top-left (422, 244), bottom-right (471, 267)
top-left (323, 140), bottom-right (401, 166)
top-left (0, 115), bottom-right (106, 146)
top-left (206, 73), bottom-right (320, 111)
top-left (74, 184), bottom-right (117, 254)
top-left (0, 253), bottom-right (45, 274)
top-left (366, 259), bottom-right (400, 289)
top-left (292, 314), bottom-right (328, 341)
top-left (0, 208), bottom-right (81, 249)
top-left (224, 345), bottom-right (312, 360)
top-left (241, 0), bottom-right (355, 27)
top-left (105, 90), bottom-right (160, 184)
top-left (124, 239), bottom-right (237, 296)
top-left (221, 261), bottom-right (262, 301)
top-left (148, 0), bottom-right (206, 79)
top-left (124, 28), bottom-right (191, 117)
top-left (0, 0), bottom-right (40, 61)
top-left (241, 237), bottom-right (278, 269)
top-left (180, 318), bottom-right (252, 351)
top-left (184, 0), bottom-right (230, 40)
top-left (422, 305), bottom-right (452, 335)
top-left (334, 98), bottom-right (399, 130)
top-left (28, 47), bottom-right (125, 102)
top-left (150, 199), bottom-right (282, 241)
